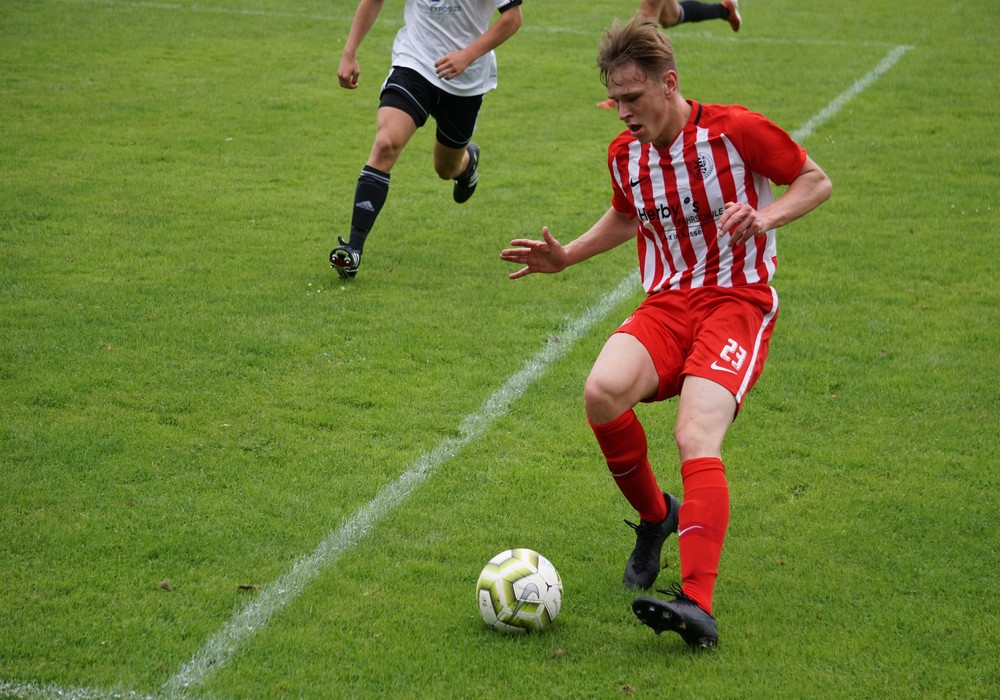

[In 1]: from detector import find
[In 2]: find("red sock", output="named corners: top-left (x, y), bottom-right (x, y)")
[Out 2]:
top-left (678, 457), bottom-right (730, 616)
top-left (588, 410), bottom-right (667, 522)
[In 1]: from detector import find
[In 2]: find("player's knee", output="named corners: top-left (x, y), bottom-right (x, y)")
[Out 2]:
top-left (673, 421), bottom-right (697, 455)
top-left (371, 133), bottom-right (405, 164)
top-left (659, 6), bottom-right (680, 27)
top-left (583, 374), bottom-right (623, 423)
top-left (673, 421), bottom-right (723, 462)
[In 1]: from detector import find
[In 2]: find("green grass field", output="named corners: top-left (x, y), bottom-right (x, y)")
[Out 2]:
top-left (2, 0), bottom-right (998, 697)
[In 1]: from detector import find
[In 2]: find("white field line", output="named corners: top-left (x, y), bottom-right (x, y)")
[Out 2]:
top-left (0, 36), bottom-right (912, 700)
top-left (160, 271), bottom-right (641, 695)
top-left (792, 44), bottom-right (913, 141)
top-left (0, 679), bottom-right (157, 700)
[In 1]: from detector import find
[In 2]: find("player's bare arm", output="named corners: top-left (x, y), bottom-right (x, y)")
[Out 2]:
top-left (502, 207), bottom-right (636, 279)
top-left (435, 5), bottom-right (522, 80)
top-left (338, 0), bottom-right (386, 89)
top-left (718, 156), bottom-right (832, 249)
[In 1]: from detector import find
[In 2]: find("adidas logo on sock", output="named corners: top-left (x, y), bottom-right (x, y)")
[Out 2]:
top-left (355, 200), bottom-right (375, 212)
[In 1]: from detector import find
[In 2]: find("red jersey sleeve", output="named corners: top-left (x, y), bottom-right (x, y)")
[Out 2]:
top-left (719, 105), bottom-right (807, 186)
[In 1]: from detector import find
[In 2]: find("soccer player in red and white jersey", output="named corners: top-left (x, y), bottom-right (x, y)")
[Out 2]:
top-left (501, 14), bottom-right (831, 649)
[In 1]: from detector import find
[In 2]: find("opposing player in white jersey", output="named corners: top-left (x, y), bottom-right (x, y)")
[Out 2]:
top-left (332, 0), bottom-right (523, 279)
top-left (501, 15), bottom-right (830, 649)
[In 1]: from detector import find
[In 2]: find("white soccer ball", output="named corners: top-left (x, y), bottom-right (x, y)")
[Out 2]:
top-left (476, 548), bottom-right (563, 634)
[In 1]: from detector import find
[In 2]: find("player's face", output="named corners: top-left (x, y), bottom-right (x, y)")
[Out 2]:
top-left (606, 63), bottom-right (674, 145)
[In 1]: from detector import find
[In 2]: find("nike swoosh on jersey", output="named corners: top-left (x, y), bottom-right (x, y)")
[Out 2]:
top-left (710, 361), bottom-right (738, 375)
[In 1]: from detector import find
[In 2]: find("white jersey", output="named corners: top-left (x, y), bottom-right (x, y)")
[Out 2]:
top-left (393, 0), bottom-right (518, 96)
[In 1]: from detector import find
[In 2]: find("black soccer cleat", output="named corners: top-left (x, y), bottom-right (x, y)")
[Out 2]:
top-left (453, 142), bottom-right (479, 204)
top-left (622, 491), bottom-right (680, 590)
top-left (632, 584), bottom-right (718, 650)
top-left (330, 236), bottom-right (361, 279)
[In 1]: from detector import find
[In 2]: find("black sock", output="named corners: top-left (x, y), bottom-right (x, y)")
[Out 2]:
top-left (678, 1), bottom-right (727, 23)
top-left (348, 165), bottom-right (390, 253)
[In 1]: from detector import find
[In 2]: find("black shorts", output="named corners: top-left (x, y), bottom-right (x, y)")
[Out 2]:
top-left (380, 66), bottom-right (483, 150)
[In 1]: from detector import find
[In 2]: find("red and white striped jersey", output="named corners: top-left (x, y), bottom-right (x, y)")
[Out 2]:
top-left (609, 101), bottom-right (807, 294)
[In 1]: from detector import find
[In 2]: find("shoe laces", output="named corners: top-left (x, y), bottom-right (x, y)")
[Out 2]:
top-left (654, 581), bottom-right (690, 602)
top-left (624, 518), bottom-right (662, 569)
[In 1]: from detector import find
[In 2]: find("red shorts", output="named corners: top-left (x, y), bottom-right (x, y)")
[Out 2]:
top-left (614, 284), bottom-right (779, 409)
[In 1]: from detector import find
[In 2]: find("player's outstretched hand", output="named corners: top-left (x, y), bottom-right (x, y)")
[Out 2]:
top-left (500, 227), bottom-right (568, 279)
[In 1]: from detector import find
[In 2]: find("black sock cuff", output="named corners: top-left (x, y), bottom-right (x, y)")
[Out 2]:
top-left (678, 1), bottom-right (726, 23)
top-left (360, 165), bottom-right (390, 185)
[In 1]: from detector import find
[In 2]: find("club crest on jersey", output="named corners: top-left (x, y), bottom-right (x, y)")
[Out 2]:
top-left (689, 154), bottom-right (714, 181)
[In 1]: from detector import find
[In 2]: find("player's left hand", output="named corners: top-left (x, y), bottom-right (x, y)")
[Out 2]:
top-left (719, 201), bottom-right (768, 249)
top-left (435, 51), bottom-right (471, 81)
